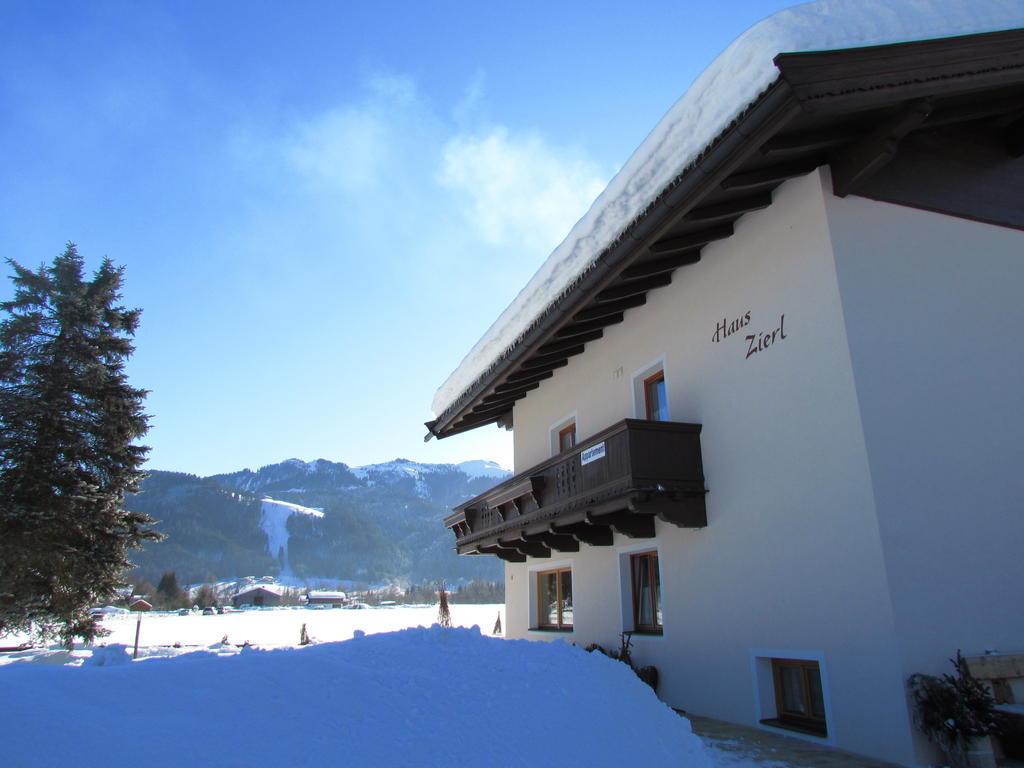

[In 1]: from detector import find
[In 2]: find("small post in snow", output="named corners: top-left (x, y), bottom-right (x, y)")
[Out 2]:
top-left (132, 614), bottom-right (142, 659)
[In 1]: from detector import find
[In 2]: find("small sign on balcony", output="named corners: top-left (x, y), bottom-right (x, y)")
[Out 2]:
top-left (581, 442), bottom-right (606, 466)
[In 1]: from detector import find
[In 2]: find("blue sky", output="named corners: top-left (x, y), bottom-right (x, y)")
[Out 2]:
top-left (1, 0), bottom-right (796, 476)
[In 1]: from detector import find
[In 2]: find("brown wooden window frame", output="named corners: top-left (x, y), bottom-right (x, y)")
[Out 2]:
top-left (536, 567), bottom-right (573, 631)
top-left (630, 551), bottom-right (663, 634)
top-left (643, 370), bottom-right (667, 421)
top-left (767, 658), bottom-right (828, 736)
top-left (557, 422), bottom-right (577, 453)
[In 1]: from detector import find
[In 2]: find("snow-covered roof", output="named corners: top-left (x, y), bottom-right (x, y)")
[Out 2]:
top-left (431, 0), bottom-right (1024, 421)
top-left (235, 584), bottom-right (288, 597)
top-left (307, 591), bottom-right (347, 600)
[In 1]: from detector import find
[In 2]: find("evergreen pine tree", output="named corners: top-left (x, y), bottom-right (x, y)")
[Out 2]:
top-left (156, 571), bottom-right (182, 605)
top-left (0, 244), bottom-right (161, 646)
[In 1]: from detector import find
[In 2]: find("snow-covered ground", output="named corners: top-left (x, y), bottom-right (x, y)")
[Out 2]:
top-left (0, 605), bottom-right (764, 767)
top-left (1, 603), bottom-right (503, 659)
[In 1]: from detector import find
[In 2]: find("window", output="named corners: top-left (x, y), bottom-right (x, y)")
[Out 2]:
top-left (537, 568), bottom-right (573, 630)
top-left (769, 659), bottom-right (827, 735)
top-left (643, 370), bottom-right (668, 421)
top-left (558, 422), bottom-right (576, 452)
top-left (632, 359), bottom-right (669, 421)
top-left (630, 551), bottom-right (662, 633)
top-left (550, 414), bottom-right (577, 456)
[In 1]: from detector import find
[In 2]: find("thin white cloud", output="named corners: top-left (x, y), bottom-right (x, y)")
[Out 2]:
top-left (283, 73), bottom-right (428, 196)
top-left (436, 127), bottom-right (607, 253)
top-left (286, 108), bottom-right (393, 194)
top-left (452, 69), bottom-right (487, 128)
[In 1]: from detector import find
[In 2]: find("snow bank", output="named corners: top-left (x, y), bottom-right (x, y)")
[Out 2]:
top-left (431, 0), bottom-right (1024, 418)
top-left (2, 626), bottom-right (711, 768)
top-left (85, 643), bottom-right (132, 666)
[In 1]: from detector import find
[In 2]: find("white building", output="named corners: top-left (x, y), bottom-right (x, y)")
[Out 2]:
top-left (426, 3), bottom-right (1024, 766)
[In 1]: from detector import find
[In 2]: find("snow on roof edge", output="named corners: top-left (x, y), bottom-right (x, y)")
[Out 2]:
top-left (431, 0), bottom-right (1024, 421)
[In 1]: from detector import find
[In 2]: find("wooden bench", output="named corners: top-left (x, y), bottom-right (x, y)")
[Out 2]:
top-left (964, 653), bottom-right (1024, 764)
top-left (964, 653), bottom-right (1024, 715)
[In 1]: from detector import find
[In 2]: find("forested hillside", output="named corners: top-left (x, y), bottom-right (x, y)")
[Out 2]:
top-left (126, 459), bottom-right (507, 586)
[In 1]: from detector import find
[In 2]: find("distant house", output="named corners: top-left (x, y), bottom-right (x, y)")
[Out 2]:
top-left (305, 591), bottom-right (347, 607)
top-left (128, 599), bottom-right (152, 612)
top-left (231, 586), bottom-right (285, 608)
top-left (426, 3), bottom-right (1024, 767)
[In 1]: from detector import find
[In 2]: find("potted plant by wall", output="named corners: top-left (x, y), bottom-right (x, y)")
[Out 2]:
top-left (908, 651), bottom-right (1006, 768)
top-left (585, 633), bottom-right (659, 692)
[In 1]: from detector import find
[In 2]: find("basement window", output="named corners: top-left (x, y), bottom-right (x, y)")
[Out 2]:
top-left (764, 658), bottom-right (828, 736)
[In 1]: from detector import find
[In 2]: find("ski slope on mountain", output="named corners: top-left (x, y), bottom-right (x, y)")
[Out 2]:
top-left (258, 498), bottom-right (323, 579)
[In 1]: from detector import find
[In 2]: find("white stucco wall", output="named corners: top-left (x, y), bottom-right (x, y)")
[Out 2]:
top-left (502, 169), bottom-right (942, 765)
top-left (824, 186), bottom-right (1024, 696)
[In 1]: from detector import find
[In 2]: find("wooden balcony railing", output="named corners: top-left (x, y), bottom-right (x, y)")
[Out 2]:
top-left (444, 419), bottom-right (707, 561)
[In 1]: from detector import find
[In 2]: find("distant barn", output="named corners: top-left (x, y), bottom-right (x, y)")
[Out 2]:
top-left (231, 586), bottom-right (285, 608)
top-left (305, 591), bottom-right (347, 607)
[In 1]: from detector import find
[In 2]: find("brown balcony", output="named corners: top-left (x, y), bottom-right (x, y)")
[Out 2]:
top-left (444, 419), bottom-right (707, 561)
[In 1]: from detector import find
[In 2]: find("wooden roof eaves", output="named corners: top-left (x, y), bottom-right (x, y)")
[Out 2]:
top-left (427, 30), bottom-right (1024, 441)
top-left (423, 78), bottom-right (803, 441)
top-left (774, 28), bottom-right (1024, 112)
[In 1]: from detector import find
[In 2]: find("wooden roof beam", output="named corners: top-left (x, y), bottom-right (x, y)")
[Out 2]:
top-left (503, 359), bottom-right (568, 383)
top-left (596, 273), bottom-right (672, 303)
top-left (537, 330), bottom-right (603, 356)
top-left (508, 540), bottom-right (551, 558)
top-left (551, 522), bottom-right (613, 547)
top-left (760, 125), bottom-right (862, 155)
top-left (450, 414), bottom-right (502, 432)
top-left (522, 531), bottom-right (580, 553)
top-left (573, 296), bottom-right (646, 323)
top-left (554, 313), bottom-right (625, 340)
top-left (621, 250), bottom-right (701, 280)
top-left (649, 223), bottom-right (734, 255)
top-left (474, 397), bottom-right (525, 415)
top-left (720, 160), bottom-right (820, 191)
top-left (495, 371), bottom-right (553, 392)
top-left (470, 401), bottom-right (522, 419)
top-left (521, 345), bottom-right (585, 370)
top-left (925, 96), bottom-right (1024, 130)
top-left (477, 545), bottom-right (526, 563)
top-left (481, 382), bottom-right (539, 405)
top-left (684, 192), bottom-right (773, 223)
top-left (831, 97), bottom-right (933, 197)
top-left (587, 511), bottom-right (655, 539)
top-left (1006, 115), bottom-right (1024, 158)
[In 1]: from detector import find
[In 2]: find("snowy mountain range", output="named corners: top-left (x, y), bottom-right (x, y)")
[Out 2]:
top-left (126, 457), bottom-right (510, 587)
